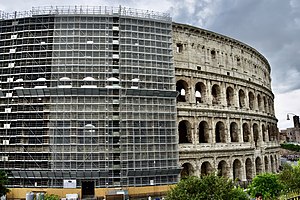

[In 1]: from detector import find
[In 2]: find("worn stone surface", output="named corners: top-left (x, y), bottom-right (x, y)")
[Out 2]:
top-left (173, 23), bottom-right (280, 181)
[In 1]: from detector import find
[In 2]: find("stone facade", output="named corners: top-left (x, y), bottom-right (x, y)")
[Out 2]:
top-left (173, 23), bottom-right (280, 181)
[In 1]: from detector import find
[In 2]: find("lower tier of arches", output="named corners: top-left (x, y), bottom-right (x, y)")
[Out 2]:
top-left (180, 149), bottom-right (280, 181)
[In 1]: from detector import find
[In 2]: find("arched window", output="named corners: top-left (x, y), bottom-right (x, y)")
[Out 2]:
top-left (195, 82), bottom-right (206, 104)
top-left (226, 87), bottom-right (234, 107)
top-left (264, 156), bottom-right (269, 172)
top-left (217, 160), bottom-right (228, 177)
top-left (245, 158), bottom-right (253, 180)
top-left (212, 84), bottom-right (221, 105)
top-left (201, 161), bottom-right (213, 176)
top-left (262, 124), bottom-right (266, 142)
top-left (248, 91), bottom-right (255, 110)
top-left (253, 123), bottom-right (259, 147)
top-left (176, 80), bottom-right (188, 102)
top-left (181, 163), bottom-right (194, 178)
top-left (257, 94), bottom-right (262, 111)
top-left (230, 122), bottom-right (239, 142)
top-left (199, 121), bottom-right (209, 143)
top-left (239, 89), bottom-right (246, 108)
top-left (215, 121), bottom-right (226, 143)
top-left (255, 157), bottom-right (263, 175)
top-left (233, 159), bottom-right (242, 181)
top-left (178, 120), bottom-right (192, 144)
top-left (243, 123), bottom-right (250, 142)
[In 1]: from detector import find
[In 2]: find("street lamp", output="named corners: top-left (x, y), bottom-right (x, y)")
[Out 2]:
top-left (287, 113), bottom-right (298, 120)
top-left (287, 113), bottom-right (300, 129)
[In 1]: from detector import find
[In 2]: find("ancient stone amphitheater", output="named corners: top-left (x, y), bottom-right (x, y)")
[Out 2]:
top-left (173, 23), bottom-right (280, 182)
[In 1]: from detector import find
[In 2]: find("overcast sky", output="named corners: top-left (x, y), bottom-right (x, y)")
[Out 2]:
top-left (0, 0), bottom-right (299, 130)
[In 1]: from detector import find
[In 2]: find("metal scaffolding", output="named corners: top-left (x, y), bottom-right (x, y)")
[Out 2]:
top-left (0, 7), bottom-right (179, 188)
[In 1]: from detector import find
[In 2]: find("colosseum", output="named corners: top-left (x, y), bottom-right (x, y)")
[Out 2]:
top-left (173, 22), bottom-right (280, 182)
top-left (0, 6), bottom-right (280, 198)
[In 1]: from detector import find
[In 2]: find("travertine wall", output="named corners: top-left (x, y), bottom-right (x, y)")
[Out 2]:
top-left (173, 23), bottom-right (280, 181)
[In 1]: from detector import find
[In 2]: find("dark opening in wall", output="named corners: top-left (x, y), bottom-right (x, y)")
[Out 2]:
top-left (176, 43), bottom-right (183, 53)
top-left (199, 121), bottom-right (209, 143)
top-left (211, 50), bottom-right (216, 59)
top-left (197, 66), bottom-right (201, 70)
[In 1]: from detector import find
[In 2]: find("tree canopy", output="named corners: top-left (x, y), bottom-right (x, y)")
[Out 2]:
top-left (166, 174), bottom-right (248, 200)
top-left (0, 171), bottom-right (9, 197)
top-left (248, 173), bottom-right (283, 200)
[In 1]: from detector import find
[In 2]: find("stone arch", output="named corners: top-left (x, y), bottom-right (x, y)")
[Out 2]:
top-left (270, 155), bottom-right (275, 173)
top-left (233, 159), bottom-right (242, 181)
top-left (255, 157), bottom-right (263, 175)
top-left (217, 160), bottom-right (229, 177)
top-left (257, 94), bottom-right (262, 111)
top-left (253, 123), bottom-right (259, 147)
top-left (212, 84), bottom-right (221, 105)
top-left (178, 120), bottom-right (192, 144)
top-left (195, 82), bottom-right (206, 104)
top-left (226, 86), bottom-right (234, 107)
top-left (181, 163), bottom-right (195, 178)
top-left (268, 98), bottom-right (272, 113)
top-left (230, 122), bottom-right (239, 142)
top-left (264, 156), bottom-right (269, 172)
top-left (268, 124), bottom-right (272, 141)
top-left (243, 123), bottom-right (250, 142)
top-left (248, 91), bottom-right (255, 110)
top-left (176, 80), bottom-right (188, 102)
top-left (274, 155), bottom-right (278, 172)
top-left (215, 121), bottom-right (226, 143)
top-left (262, 124), bottom-right (266, 142)
top-left (245, 158), bottom-right (253, 180)
top-left (201, 161), bottom-right (213, 176)
top-left (199, 121), bottom-right (209, 143)
top-left (239, 89), bottom-right (246, 108)
top-left (263, 96), bottom-right (268, 112)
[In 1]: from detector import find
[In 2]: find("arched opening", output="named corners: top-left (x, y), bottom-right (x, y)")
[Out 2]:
top-left (233, 159), bottom-right (242, 181)
top-left (274, 155), bottom-right (278, 172)
top-left (243, 123), bottom-right (250, 142)
top-left (212, 84), bottom-right (221, 105)
top-left (268, 98), bottom-right (273, 113)
top-left (268, 124), bottom-right (272, 141)
top-left (263, 96), bottom-right (267, 112)
top-left (249, 91), bottom-right (255, 110)
top-left (262, 124), bottom-right (266, 142)
top-left (270, 155), bottom-right (275, 172)
top-left (245, 158), bottom-right (253, 180)
top-left (217, 160), bottom-right (229, 177)
top-left (195, 82), bottom-right (206, 104)
top-left (230, 122), bottom-right (239, 142)
top-left (253, 123), bottom-right (259, 147)
top-left (201, 161), bottom-right (213, 176)
top-left (181, 163), bottom-right (194, 178)
top-left (264, 156), bottom-right (269, 172)
top-left (199, 121), bottom-right (209, 143)
top-left (239, 89), bottom-right (246, 108)
top-left (255, 157), bottom-right (263, 175)
top-left (226, 87), bottom-right (234, 107)
top-left (176, 80), bottom-right (188, 102)
top-left (257, 94), bottom-right (262, 111)
top-left (178, 120), bottom-right (192, 144)
top-left (215, 121), bottom-right (226, 143)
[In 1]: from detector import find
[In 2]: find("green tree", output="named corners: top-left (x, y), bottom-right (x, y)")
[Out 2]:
top-left (278, 161), bottom-right (300, 194)
top-left (248, 173), bottom-right (283, 200)
top-left (0, 171), bottom-right (9, 197)
top-left (166, 174), bottom-right (248, 200)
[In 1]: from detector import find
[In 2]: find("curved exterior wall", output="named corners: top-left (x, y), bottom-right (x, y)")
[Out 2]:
top-left (173, 23), bottom-right (280, 181)
top-left (0, 7), bottom-right (179, 189)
